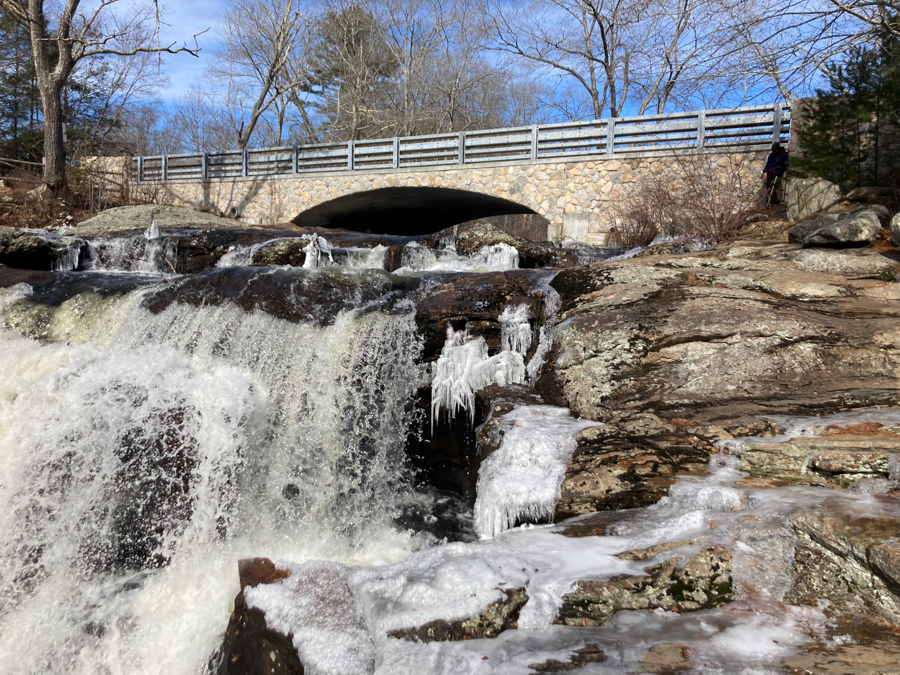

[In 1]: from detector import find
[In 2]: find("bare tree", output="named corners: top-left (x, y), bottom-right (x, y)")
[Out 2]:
top-left (209, 0), bottom-right (312, 149)
top-left (0, 0), bottom-right (203, 194)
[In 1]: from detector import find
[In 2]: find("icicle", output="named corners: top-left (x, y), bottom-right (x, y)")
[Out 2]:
top-left (499, 305), bottom-right (532, 357)
top-left (303, 233), bottom-right (334, 268)
top-left (143, 214), bottom-right (160, 240)
top-left (430, 326), bottom-right (525, 429)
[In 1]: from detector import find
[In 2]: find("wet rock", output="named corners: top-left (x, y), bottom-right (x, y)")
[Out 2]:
top-left (0, 267), bottom-right (53, 289)
top-left (556, 425), bottom-right (712, 518)
top-left (738, 435), bottom-right (900, 488)
top-left (413, 270), bottom-right (542, 360)
top-left (388, 588), bottom-right (528, 642)
top-left (144, 266), bottom-right (395, 325)
top-left (528, 643), bottom-right (608, 672)
top-left (250, 238), bottom-right (308, 266)
top-left (617, 540), bottom-right (705, 562)
top-left (641, 642), bottom-right (692, 673)
top-left (537, 250), bottom-right (900, 423)
top-left (556, 545), bottom-right (734, 626)
top-left (786, 504), bottom-right (900, 625)
top-left (785, 177), bottom-right (842, 221)
top-left (781, 611), bottom-right (900, 675)
top-left (216, 558), bottom-right (303, 675)
top-left (0, 227), bottom-right (87, 271)
top-left (789, 207), bottom-right (883, 247)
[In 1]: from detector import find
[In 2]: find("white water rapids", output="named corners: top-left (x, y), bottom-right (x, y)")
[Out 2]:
top-left (0, 277), bottom-right (425, 675)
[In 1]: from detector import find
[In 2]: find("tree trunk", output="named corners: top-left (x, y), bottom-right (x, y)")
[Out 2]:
top-left (39, 83), bottom-right (68, 193)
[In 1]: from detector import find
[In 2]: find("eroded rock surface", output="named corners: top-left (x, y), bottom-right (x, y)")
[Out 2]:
top-left (537, 242), bottom-right (900, 424)
top-left (556, 545), bottom-right (734, 626)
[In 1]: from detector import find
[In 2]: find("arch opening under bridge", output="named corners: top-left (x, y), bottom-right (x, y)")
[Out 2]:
top-left (290, 186), bottom-right (540, 237)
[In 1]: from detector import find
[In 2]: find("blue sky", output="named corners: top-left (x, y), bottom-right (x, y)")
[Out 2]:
top-left (155, 1), bottom-right (227, 101)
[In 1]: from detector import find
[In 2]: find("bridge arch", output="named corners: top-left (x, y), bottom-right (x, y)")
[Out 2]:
top-left (291, 186), bottom-right (538, 236)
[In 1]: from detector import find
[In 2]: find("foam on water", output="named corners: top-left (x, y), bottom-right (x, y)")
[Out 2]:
top-left (396, 240), bottom-right (519, 274)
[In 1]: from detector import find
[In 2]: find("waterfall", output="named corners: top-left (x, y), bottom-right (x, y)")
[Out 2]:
top-left (0, 272), bottom-right (424, 675)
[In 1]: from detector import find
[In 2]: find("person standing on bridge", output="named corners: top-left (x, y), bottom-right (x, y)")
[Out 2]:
top-left (762, 143), bottom-right (789, 206)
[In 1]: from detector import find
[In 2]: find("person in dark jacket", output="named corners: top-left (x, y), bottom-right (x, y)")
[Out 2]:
top-left (762, 142), bottom-right (789, 205)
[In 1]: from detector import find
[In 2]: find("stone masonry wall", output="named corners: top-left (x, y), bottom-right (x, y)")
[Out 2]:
top-left (127, 151), bottom-right (767, 246)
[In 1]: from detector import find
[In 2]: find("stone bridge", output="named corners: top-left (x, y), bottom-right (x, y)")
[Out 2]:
top-left (122, 104), bottom-right (791, 245)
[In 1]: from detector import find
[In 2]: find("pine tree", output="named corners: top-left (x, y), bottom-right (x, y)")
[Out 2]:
top-left (796, 26), bottom-right (900, 189)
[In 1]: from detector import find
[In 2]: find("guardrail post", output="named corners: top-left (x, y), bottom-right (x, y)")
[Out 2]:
top-left (292, 144), bottom-right (299, 173)
top-left (392, 137), bottom-right (399, 169)
top-left (201, 152), bottom-right (209, 180)
top-left (241, 148), bottom-right (249, 177)
top-left (137, 156), bottom-right (144, 182)
top-left (696, 111), bottom-right (706, 149)
top-left (348, 141), bottom-right (355, 171)
top-left (606, 119), bottom-right (616, 155)
top-left (772, 103), bottom-right (783, 145)
top-left (530, 125), bottom-right (539, 160)
top-left (458, 132), bottom-right (465, 166)
top-left (162, 155), bottom-right (168, 181)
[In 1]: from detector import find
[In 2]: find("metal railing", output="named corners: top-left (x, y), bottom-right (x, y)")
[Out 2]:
top-left (131, 103), bottom-right (790, 183)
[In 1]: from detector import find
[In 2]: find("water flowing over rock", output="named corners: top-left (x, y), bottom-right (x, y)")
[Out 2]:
top-left (0, 226), bottom-right (87, 271)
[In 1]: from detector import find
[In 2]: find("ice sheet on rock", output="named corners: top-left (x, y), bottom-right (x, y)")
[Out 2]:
top-left (348, 541), bottom-right (532, 638)
top-left (473, 406), bottom-right (597, 539)
top-left (245, 560), bottom-right (375, 675)
top-left (525, 274), bottom-right (561, 383)
top-left (430, 327), bottom-right (525, 427)
top-left (143, 215), bottom-right (160, 240)
top-left (499, 304), bottom-right (532, 357)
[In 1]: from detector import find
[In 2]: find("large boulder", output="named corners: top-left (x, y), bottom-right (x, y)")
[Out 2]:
top-left (536, 244), bottom-right (900, 423)
top-left (68, 204), bottom-right (255, 237)
top-left (785, 177), bottom-right (842, 221)
top-left (788, 206), bottom-right (885, 247)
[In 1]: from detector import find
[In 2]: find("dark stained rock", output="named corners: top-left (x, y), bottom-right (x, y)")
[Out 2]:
top-left (0, 227), bottom-right (87, 271)
top-left (388, 588), bottom-right (528, 642)
top-left (216, 558), bottom-right (303, 675)
top-left (786, 503), bottom-right (900, 625)
top-left (413, 270), bottom-right (542, 360)
top-left (528, 643), bottom-right (608, 672)
top-left (0, 267), bottom-right (53, 288)
top-left (556, 545), bottom-right (734, 626)
top-left (143, 266), bottom-right (396, 325)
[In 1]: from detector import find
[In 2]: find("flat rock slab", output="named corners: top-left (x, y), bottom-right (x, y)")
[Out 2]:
top-left (738, 435), bottom-right (900, 487)
top-left (642, 642), bottom-right (692, 673)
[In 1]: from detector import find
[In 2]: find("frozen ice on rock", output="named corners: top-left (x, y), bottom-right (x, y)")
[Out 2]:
top-left (473, 406), bottom-right (597, 538)
top-left (499, 304), bottom-right (533, 357)
top-left (430, 326), bottom-right (525, 427)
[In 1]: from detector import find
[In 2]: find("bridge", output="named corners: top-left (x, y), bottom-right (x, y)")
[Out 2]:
top-left (126, 104), bottom-right (792, 245)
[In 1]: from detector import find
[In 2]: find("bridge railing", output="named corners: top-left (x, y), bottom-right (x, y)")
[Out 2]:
top-left (131, 103), bottom-right (789, 182)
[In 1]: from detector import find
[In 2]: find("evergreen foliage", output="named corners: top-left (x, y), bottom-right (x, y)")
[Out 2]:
top-left (796, 23), bottom-right (900, 189)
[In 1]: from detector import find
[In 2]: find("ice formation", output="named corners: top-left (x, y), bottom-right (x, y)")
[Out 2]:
top-left (303, 233), bottom-right (334, 268)
top-left (499, 304), bottom-right (532, 356)
top-left (430, 326), bottom-right (525, 427)
top-left (473, 405), bottom-right (596, 538)
top-left (143, 214), bottom-right (160, 240)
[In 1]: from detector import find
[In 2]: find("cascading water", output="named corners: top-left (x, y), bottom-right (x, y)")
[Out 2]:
top-left (0, 270), bottom-right (426, 675)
